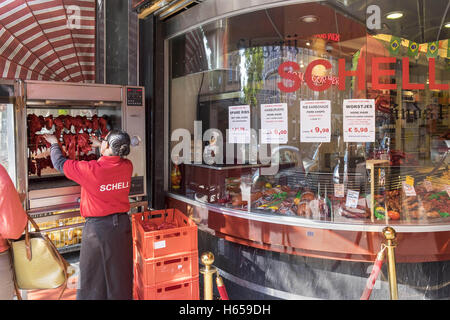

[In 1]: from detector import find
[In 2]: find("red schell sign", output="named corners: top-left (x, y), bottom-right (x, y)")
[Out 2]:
top-left (277, 57), bottom-right (448, 93)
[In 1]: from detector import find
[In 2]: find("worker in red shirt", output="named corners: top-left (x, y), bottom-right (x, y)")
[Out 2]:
top-left (0, 164), bottom-right (28, 300)
top-left (44, 130), bottom-right (133, 300)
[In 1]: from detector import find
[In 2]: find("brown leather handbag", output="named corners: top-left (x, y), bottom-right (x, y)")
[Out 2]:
top-left (9, 213), bottom-right (69, 300)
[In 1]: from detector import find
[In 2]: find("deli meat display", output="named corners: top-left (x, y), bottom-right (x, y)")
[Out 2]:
top-left (4, 80), bottom-right (147, 253)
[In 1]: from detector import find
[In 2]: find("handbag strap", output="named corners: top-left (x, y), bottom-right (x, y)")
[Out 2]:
top-left (24, 212), bottom-right (41, 261)
top-left (41, 232), bottom-right (69, 299)
top-left (7, 248), bottom-right (23, 300)
top-left (20, 213), bottom-right (70, 300)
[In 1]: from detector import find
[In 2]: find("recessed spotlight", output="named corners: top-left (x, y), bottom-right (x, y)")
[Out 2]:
top-left (306, 41), bottom-right (311, 46)
top-left (386, 11), bottom-right (403, 19)
top-left (445, 22), bottom-right (450, 28)
top-left (299, 15), bottom-right (319, 23)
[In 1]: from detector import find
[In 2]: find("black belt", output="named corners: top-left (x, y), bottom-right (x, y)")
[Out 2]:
top-left (86, 212), bottom-right (128, 220)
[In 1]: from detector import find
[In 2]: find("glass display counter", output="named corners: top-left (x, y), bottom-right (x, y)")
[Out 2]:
top-left (161, 0), bottom-right (450, 298)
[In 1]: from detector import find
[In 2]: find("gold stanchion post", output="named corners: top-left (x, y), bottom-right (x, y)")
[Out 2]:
top-left (382, 226), bottom-right (398, 300)
top-left (200, 252), bottom-right (217, 300)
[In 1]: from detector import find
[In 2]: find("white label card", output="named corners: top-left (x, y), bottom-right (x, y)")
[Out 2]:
top-left (300, 100), bottom-right (331, 143)
top-left (334, 184), bottom-right (344, 198)
top-left (261, 103), bottom-right (288, 144)
top-left (343, 99), bottom-right (375, 142)
top-left (346, 190), bottom-right (360, 208)
top-left (402, 181), bottom-right (416, 197)
top-left (228, 105), bottom-right (251, 144)
top-left (154, 240), bottom-right (166, 250)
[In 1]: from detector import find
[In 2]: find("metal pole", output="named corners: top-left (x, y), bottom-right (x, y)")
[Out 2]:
top-left (382, 226), bottom-right (398, 300)
top-left (200, 252), bottom-right (216, 300)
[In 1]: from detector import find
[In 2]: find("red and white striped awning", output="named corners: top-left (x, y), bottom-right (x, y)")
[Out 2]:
top-left (0, 0), bottom-right (95, 83)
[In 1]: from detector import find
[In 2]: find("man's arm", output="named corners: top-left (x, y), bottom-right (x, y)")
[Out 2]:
top-left (50, 143), bottom-right (67, 173)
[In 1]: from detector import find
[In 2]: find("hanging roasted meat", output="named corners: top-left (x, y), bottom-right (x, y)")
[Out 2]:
top-left (63, 133), bottom-right (77, 160)
top-left (28, 113), bottom-right (110, 175)
top-left (77, 132), bottom-right (92, 155)
top-left (62, 115), bottom-right (72, 130)
top-left (35, 156), bottom-right (54, 177)
top-left (28, 114), bottom-right (43, 132)
top-left (28, 114), bottom-right (43, 153)
top-left (99, 116), bottom-right (108, 137)
top-left (91, 114), bottom-right (99, 132)
top-left (44, 115), bottom-right (53, 130)
top-left (72, 115), bottom-right (85, 133)
top-left (53, 116), bottom-right (65, 138)
top-left (28, 158), bottom-right (36, 175)
top-left (35, 135), bottom-right (51, 153)
top-left (83, 117), bottom-right (93, 132)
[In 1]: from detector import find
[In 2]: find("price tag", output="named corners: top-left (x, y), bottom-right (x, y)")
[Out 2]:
top-left (343, 99), bottom-right (375, 142)
top-left (334, 184), bottom-right (344, 198)
top-left (345, 190), bottom-right (359, 208)
top-left (300, 100), bottom-right (331, 143)
top-left (261, 103), bottom-right (288, 144)
top-left (423, 179), bottom-right (433, 192)
top-left (402, 181), bottom-right (416, 197)
top-left (405, 175), bottom-right (414, 186)
top-left (228, 105), bottom-right (251, 144)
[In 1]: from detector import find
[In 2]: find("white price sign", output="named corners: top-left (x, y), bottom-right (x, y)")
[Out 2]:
top-left (261, 103), bottom-right (288, 144)
top-left (345, 190), bottom-right (360, 208)
top-left (402, 181), bottom-right (416, 197)
top-left (300, 100), bottom-right (331, 143)
top-left (334, 184), bottom-right (344, 198)
top-left (228, 105), bottom-right (251, 144)
top-left (343, 99), bottom-right (375, 142)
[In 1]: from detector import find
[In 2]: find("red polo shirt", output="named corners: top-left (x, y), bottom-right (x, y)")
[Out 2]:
top-left (63, 156), bottom-right (133, 218)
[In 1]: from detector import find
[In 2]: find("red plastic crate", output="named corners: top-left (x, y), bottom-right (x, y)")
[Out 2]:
top-left (132, 209), bottom-right (197, 259)
top-left (135, 246), bottom-right (199, 286)
top-left (135, 272), bottom-right (199, 300)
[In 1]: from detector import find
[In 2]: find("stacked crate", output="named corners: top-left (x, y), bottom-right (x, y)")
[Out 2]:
top-left (132, 209), bottom-right (199, 300)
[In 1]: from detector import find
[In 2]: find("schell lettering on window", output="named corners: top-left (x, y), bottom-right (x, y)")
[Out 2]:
top-left (99, 181), bottom-right (130, 192)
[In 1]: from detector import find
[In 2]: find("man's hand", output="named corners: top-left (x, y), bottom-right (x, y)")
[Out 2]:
top-left (89, 135), bottom-right (101, 148)
top-left (43, 134), bottom-right (58, 145)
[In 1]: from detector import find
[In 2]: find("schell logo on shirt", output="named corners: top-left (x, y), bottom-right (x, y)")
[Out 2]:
top-left (99, 181), bottom-right (130, 192)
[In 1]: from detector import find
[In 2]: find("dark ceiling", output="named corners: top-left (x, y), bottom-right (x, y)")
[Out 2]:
top-left (329, 0), bottom-right (450, 43)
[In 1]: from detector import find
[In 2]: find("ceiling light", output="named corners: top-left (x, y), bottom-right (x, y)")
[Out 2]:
top-left (299, 15), bottom-right (319, 23)
top-left (306, 41), bottom-right (311, 46)
top-left (386, 11), bottom-right (403, 19)
top-left (445, 22), bottom-right (450, 28)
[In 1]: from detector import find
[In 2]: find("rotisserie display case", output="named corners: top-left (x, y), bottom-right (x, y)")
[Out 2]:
top-left (11, 80), bottom-right (147, 253)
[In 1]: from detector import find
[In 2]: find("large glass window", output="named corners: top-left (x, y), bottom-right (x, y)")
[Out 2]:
top-left (168, 0), bottom-right (450, 225)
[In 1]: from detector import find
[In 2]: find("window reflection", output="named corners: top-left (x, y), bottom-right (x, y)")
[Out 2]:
top-left (169, 0), bottom-right (450, 225)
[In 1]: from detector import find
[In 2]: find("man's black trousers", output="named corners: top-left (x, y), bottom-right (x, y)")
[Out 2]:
top-left (76, 212), bottom-right (133, 300)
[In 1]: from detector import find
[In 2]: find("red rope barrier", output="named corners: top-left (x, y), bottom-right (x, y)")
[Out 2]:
top-left (216, 274), bottom-right (229, 300)
top-left (360, 247), bottom-right (386, 300)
